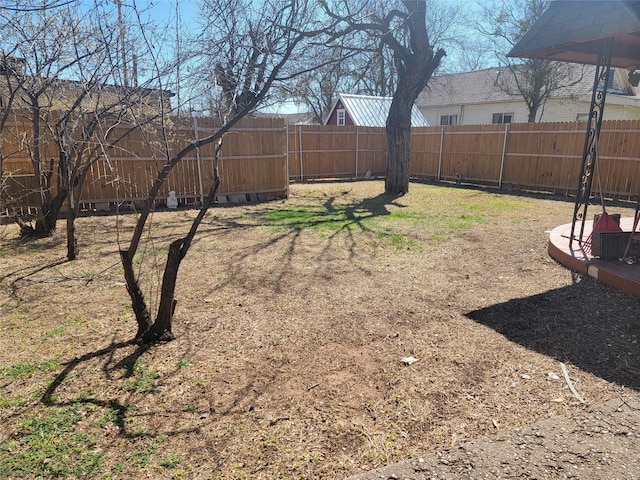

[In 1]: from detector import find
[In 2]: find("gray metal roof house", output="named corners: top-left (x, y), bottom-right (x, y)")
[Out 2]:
top-left (415, 65), bottom-right (640, 126)
top-left (324, 93), bottom-right (429, 127)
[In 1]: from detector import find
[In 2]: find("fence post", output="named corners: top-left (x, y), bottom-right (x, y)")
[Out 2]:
top-left (498, 123), bottom-right (509, 189)
top-left (355, 128), bottom-right (359, 179)
top-left (298, 125), bottom-right (304, 182)
top-left (437, 127), bottom-right (444, 181)
top-left (285, 121), bottom-right (290, 196)
top-left (193, 116), bottom-right (205, 204)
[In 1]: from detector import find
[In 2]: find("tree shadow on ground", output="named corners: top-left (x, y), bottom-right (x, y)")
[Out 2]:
top-left (203, 191), bottom-right (404, 293)
top-left (466, 275), bottom-right (640, 390)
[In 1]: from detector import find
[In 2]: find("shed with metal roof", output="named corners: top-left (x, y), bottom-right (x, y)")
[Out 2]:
top-left (324, 93), bottom-right (429, 127)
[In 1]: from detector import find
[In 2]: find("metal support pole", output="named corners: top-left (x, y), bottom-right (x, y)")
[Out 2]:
top-left (569, 37), bottom-right (614, 249)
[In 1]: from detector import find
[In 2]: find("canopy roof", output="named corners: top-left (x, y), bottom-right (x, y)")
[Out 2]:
top-left (508, 0), bottom-right (640, 68)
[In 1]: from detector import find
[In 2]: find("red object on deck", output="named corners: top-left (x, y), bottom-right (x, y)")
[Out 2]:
top-left (583, 212), bottom-right (622, 254)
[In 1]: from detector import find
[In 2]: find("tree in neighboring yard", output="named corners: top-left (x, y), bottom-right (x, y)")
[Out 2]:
top-left (475, 0), bottom-right (584, 122)
top-left (283, 34), bottom-right (401, 123)
top-left (283, 43), bottom-right (359, 124)
top-left (324, 0), bottom-right (446, 195)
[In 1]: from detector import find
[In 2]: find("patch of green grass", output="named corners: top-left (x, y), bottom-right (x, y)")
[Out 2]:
top-left (0, 405), bottom-right (104, 478)
top-left (258, 187), bottom-right (520, 250)
top-left (263, 206), bottom-right (361, 231)
top-left (387, 209), bottom-right (424, 220)
top-left (1, 360), bottom-right (60, 379)
top-left (159, 454), bottom-right (182, 468)
top-left (376, 229), bottom-right (420, 250)
top-left (447, 213), bottom-right (485, 230)
top-left (127, 444), bottom-right (157, 468)
top-left (93, 404), bottom-right (125, 427)
top-left (121, 359), bottom-right (159, 393)
top-left (43, 315), bottom-right (88, 339)
top-left (177, 359), bottom-right (193, 368)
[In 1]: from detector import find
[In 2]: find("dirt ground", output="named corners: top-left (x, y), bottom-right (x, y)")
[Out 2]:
top-left (1, 180), bottom-right (639, 479)
top-left (347, 391), bottom-right (640, 480)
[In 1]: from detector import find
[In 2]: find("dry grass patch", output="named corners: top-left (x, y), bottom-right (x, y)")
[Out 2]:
top-left (1, 180), bottom-right (639, 479)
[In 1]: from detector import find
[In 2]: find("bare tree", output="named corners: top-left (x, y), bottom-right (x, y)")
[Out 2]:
top-left (324, 0), bottom-right (446, 194)
top-left (1, 0), bottom-right (116, 238)
top-left (119, 0), bottom-right (328, 343)
top-left (284, 43), bottom-right (354, 123)
top-left (283, 0), bottom-right (464, 125)
top-left (475, 0), bottom-right (584, 122)
top-left (0, 0), bottom-right (166, 263)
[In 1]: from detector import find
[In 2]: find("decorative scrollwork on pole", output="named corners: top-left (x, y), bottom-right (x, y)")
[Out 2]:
top-left (569, 37), bottom-right (614, 250)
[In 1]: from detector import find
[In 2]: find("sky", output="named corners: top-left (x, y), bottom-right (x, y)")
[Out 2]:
top-left (18, 0), bottom-right (499, 114)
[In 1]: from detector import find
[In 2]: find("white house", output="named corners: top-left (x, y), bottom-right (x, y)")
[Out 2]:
top-left (416, 66), bottom-right (640, 126)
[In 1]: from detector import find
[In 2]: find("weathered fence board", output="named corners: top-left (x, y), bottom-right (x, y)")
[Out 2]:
top-left (287, 120), bottom-right (640, 199)
top-left (4, 117), bottom-right (640, 217)
top-left (1, 117), bottom-right (287, 213)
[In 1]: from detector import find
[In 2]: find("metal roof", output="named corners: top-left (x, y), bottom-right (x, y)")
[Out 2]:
top-left (331, 93), bottom-right (429, 127)
top-left (508, 0), bottom-right (640, 68)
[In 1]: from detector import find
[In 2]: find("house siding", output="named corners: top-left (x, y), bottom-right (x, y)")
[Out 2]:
top-left (421, 101), bottom-right (530, 125)
top-left (417, 67), bottom-right (640, 125)
top-left (420, 98), bottom-right (638, 126)
top-left (624, 105), bottom-right (640, 120)
top-left (325, 100), bottom-right (354, 126)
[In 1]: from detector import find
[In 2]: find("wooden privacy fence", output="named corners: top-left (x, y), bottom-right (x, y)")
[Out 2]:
top-left (1, 116), bottom-right (287, 213)
top-left (4, 117), bottom-right (640, 215)
top-left (287, 120), bottom-right (640, 198)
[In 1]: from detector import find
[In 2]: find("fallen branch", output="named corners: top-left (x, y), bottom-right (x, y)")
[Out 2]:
top-left (560, 362), bottom-right (587, 405)
top-left (617, 392), bottom-right (640, 411)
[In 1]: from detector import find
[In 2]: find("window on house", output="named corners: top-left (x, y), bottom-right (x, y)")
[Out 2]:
top-left (440, 114), bottom-right (458, 126)
top-left (492, 112), bottom-right (513, 124)
top-left (337, 109), bottom-right (346, 126)
top-left (576, 113), bottom-right (590, 122)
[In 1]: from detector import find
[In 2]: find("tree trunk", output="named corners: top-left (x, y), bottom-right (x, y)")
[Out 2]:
top-left (141, 238), bottom-right (183, 343)
top-left (527, 94), bottom-right (544, 122)
top-left (385, 88), bottom-right (414, 195)
top-left (377, 1), bottom-right (445, 195)
top-left (385, 119), bottom-right (412, 195)
top-left (65, 194), bottom-right (78, 261)
top-left (31, 187), bottom-right (66, 237)
top-left (119, 249), bottom-right (153, 340)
